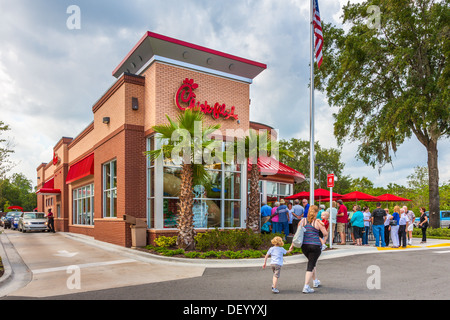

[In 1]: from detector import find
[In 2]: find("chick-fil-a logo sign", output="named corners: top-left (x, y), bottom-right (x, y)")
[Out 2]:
top-left (175, 78), bottom-right (239, 121)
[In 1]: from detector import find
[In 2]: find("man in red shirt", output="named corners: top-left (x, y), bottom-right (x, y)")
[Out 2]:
top-left (336, 200), bottom-right (348, 245)
top-left (46, 208), bottom-right (55, 233)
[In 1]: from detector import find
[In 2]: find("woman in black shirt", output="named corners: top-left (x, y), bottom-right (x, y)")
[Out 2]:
top-left (418, 207), bottom-right (429, 243)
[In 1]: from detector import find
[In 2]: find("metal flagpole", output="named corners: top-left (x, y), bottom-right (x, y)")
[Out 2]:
top-left (309, 0), bottom-right (315, 206)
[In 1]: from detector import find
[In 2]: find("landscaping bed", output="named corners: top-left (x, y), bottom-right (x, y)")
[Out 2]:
top-left (141, 229), bottom-right (303, 259)
top-left (412, 227), bottom-right (450, 240)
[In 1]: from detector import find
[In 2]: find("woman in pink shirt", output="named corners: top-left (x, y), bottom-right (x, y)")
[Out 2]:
top-left (271, 202), bottom-right (279, 234)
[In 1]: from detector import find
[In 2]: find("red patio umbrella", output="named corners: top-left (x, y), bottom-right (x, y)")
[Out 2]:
top-left (339, 191), bottom-right (379, 202)
top-left (366, 194), bottom-right (411, 202)
top-left (285, 189), bottom-right (342, 201)
top-left (285, 191), bottom-right (309, 200)
top-left (8, 206), bottom-right (23, 211)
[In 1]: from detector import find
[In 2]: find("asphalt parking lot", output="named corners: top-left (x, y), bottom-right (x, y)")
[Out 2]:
top-left (1, 228), bottom-right (450, 300)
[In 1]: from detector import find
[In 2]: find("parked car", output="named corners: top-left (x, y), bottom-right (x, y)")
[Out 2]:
top-left (3, 212), bottom-right (21, 229)
top-left (11, 213), bottom-right (21, 230)
top-left (414, 211), bottom-right (450, 228)
top-left (18, 212), bottom-right (48, 233)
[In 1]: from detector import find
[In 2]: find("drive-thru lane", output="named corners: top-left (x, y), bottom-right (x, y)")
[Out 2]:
top-left (0, 229), bottom-right (205, 298)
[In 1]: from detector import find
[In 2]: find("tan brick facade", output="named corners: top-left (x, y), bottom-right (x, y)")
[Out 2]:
top-left (36, 32), bottom-right (302, 248)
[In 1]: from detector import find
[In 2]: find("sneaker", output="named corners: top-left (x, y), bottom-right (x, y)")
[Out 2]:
top-left (322, 244), bottom-right (327, 251)
top-left (313, 279), bottom-right (321, 288)
top-left (302, 285), bottom-right (314, 293)
top-left (272, 287), bottom-right (279, 294)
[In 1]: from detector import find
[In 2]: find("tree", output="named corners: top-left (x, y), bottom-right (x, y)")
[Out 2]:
top-left (0, 120), bottom-right (14, 180)
top-left (233, 130), bottom-right (292, 232)
top-left (351, 177), bottom-right (374, 192)
top-left (316, 0), bottom-right (449, 228)
top-left (278, 138), bottom-right (350, 194)
top-left (0, 173), bottom-right (36, 211)
top-left (146, 109), bottom-right (221, 250)
top-left (407, 166), bottom-right (430, 209)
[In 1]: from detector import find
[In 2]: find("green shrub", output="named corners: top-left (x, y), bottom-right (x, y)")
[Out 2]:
top-left (194, 228), bottom-right (284, 252)
top-left (154, 236), bottom-right (177, 248)
top-left (412, 227), bottom-right (450, 239)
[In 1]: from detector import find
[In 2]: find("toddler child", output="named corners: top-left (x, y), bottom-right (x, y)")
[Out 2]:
top-left (320, 211), bottom-right (330, 251)
top-left (262, 236), bottom-right (292, 293)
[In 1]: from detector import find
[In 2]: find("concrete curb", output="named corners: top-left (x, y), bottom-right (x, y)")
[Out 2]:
top-left (0, 232), bottom-right (33, 298)
top-left (60, 232), bottom-right (381, 268)
top-left (0, 233), bottom-right (13, 289)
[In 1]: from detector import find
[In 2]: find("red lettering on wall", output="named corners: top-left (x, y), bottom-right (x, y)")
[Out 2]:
top-left (175, 78), bottom-right (239, 120)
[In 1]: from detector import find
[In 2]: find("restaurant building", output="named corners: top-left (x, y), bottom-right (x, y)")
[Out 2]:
top-left (36, 32), bottom-right (305, 247)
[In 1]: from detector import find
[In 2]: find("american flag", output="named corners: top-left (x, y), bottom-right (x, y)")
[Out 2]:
top-left (313, 0), bottom-right (323, 68)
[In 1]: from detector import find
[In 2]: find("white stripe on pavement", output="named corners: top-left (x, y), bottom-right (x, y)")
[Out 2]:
top-left (32, 259), bottom-right (136, 274)
top-left (434, 250), bottom-right (450, 254)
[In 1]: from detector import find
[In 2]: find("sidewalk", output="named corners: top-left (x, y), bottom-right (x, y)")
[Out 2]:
top-left (1, 229), bottom-right (449, 298)
top-left (55, 232), bottom-right (450, 267)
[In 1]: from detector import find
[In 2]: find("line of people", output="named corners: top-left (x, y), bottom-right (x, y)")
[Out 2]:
top-left (261, 200), bottom-right (427, 248)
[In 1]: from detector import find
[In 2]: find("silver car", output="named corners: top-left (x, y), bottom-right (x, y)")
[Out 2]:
top-left (18, 212), bottom-right (48, 233)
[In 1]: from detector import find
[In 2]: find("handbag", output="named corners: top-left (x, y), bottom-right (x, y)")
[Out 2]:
top-left (389, 220), bottom-right (397, 226)
top-left (292, 219), bottom-right (306, 248)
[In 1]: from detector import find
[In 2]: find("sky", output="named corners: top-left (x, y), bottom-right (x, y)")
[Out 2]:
top-left (0, 0), bottom-right (448, 190)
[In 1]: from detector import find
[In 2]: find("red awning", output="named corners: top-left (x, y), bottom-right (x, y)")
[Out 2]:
top-left (248, 156), bottom-right (305, 184)
top-left (36, 178), bottom-right (61, 196)
top-left (66, 153), bottom-right (94, 184)
top-left (36, 188), bottom-right (61, 196)
top-left (43, 178), bottom-right (54, 189)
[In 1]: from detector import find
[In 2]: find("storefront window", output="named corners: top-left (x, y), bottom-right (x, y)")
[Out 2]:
top-left (147, 137), bottom-right (243, 229)
top-left (73, 184), bottom-right (94, 226)
top-left (103, 160), bottom-right (117, 218)
top-left (147, 138), bottom-right (155, 228)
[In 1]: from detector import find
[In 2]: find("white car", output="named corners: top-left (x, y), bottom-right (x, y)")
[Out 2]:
top-left (18, 212), bottom-right (48, 233)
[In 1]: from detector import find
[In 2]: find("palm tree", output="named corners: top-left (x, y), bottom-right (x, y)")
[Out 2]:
top-left (146, 109), bottom-right (222, 250)
top-left (230, 130), bottom-right (293, 232)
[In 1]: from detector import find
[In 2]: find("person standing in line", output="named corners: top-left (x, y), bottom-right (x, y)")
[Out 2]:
top-left (46, 208), bottom-right (55, 233)
top-left (271, 202), bottom-right (279, 234)
top-left (326, 201), bottom-right (337, 243)
top-left (404, 206), bottom-right (416, 245)
top-left (302, 199), bottom-right (310, 218)
top-left (418, 207), bottom-right (429, 244)
top-left (336, 200), bottom-right (348, 245)
top-left (292, 200), bottom-right (304, 235)
top-left (348, 205), bottom-right (357, 245)
top-left (274, 199), bottom-right (289, 239)
top-left (384, 208), bottom-right (392, 247)
top-left (317, 204), bottom-right (325, 220)
top-left (398, 208), bottom-right (410, 248)
top-left (260, 202), bottom-right (272, 227)
top-left (371, 202), bottom-right (386, 247)
top-left (287, 202), bottom-right (295, 235)
top-left (289, 205), bottom-right (328, 294)
top-left (390, 206), bottom-right (401, 248)
top-left (350, 205), bottom-right (364, 246)
top-left (362, 206), bottom-right (371, 246)
top-left (263, 236), bottom-right (293, 294)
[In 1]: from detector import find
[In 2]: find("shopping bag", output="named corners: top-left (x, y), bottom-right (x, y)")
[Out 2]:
top-left (292, 219), bottom-right (306, 248)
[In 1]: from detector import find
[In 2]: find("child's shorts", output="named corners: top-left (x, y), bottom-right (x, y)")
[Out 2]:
top-left (271, 264), bottom-right (282, 278)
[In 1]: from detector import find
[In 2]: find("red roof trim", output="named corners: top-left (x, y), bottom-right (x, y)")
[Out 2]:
top-left (112, 31), bottom-right (267, 76)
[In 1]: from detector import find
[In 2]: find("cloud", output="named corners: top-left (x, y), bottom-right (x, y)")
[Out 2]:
top-left (0, 0), bottom-right (448, 191)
